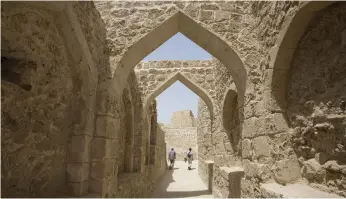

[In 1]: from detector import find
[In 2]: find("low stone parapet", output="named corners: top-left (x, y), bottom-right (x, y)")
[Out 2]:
top-left (214, 166), bottom-right (245, 198)
top-left (199, 160), bottom-right (214, 192)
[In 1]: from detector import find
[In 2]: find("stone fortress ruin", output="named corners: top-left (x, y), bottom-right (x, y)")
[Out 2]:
top-left (163, 110), bottom-right (198, 160)
top-left (1, 1), bottom-right (345, 198)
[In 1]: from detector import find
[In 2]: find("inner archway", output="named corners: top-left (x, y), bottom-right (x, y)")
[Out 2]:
top-left (223, 88), bottom-right (241, 155)
top-left (151, 79), bottom-right (213, 198)
top-left (144, 72), bottom-right (213, 167)
top-left (268, 1), bottom-right (335, 111)
top-left (112, 11), bottom-right (246, 106)
top-left (144, 72), bottom-right (214, 117)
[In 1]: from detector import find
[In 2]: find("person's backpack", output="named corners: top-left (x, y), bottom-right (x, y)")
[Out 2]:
top-left (187, 152), bottom-right (192, 158)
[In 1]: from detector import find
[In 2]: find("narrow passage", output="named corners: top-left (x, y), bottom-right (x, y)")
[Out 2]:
top-left (152, 161), bottom-right (212, 198)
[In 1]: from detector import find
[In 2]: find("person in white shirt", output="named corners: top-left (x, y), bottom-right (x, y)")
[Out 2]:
top-left (168, 148), bottom-right (176, 169)
top-left (186, 148), bottom-right (193, 170)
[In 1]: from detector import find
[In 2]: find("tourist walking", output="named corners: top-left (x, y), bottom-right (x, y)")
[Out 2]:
top-left (186, 148), bottom-right (193, 170)
top-left (168, 148), bottom-right (176, 169)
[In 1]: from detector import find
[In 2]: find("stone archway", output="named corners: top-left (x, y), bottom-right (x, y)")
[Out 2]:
top-left (94, 9), bottom-right (247, 197)
top-left (143, 72), bottom-right (214, 166)
top-left (111, 11), bottom-right (246, 106)
top-left (222, 87), bottom-right (241, 155)
top-left (266, 1), bottom-right (335, 112)
top-left (144, 72), bottom-right (214, 118)
top-left (261, 1), bottom-right (346, 197)
top-left (284, 2), bottom-right (345, 196)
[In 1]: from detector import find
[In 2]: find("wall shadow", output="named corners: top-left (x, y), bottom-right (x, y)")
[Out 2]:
top-left (151, 162), bottom-right (210, 198)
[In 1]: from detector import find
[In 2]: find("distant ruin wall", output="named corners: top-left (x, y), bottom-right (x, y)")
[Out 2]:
top-left (164, 127), bottom-right (198, 161)
top-left (171, 110), bottom-right (196, 128)
top-left (163, 110), bottom-right (198, 160)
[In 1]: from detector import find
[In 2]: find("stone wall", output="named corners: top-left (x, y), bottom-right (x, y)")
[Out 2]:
top-left (108, 81), bottom-right (167, 198)
top-left (286, 3), bottom-right (346, 196)
top-left (197, 98), bottom-right (214, 189)
top-left (134, 57), bottom-right (238, 196)
top-left (134, 60), bottom-right (217, 110)
top-left (2, 1), bottom-right (345, 198)
top-left (163, 110), bottom-right (198, 161)
top-left (1, 2), bottom-right (100, 197)
top-left (164, 127), bottom-right (197, 161)
top-left (171, 110), bottom-right (196, 128)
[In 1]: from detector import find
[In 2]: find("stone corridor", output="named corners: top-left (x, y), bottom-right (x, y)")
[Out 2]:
top-left (1, 1), bottom-right (346, 198)
top-left (152, 161), bottom-right (212, 198)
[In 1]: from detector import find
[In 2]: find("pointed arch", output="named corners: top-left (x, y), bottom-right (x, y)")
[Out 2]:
top-left (144, 72), bottom-right (214, 118)
top-left (113, 11), bottom-right (246, 105)
top-left (222, 88), bottom-right (241, 153)
top-left (268, 2), bottom-right (335, 111)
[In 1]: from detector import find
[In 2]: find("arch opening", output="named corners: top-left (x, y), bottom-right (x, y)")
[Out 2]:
top-left (269, 1), bottom-right (335, 111)
top-left (144, 72), bottom-right (214, 118)
top-left (145, 73), bottom-right (213, 166)
top-left (222, 89), bottom-right (241, 155)
top-left (285, 2), bottom-right (346, 194)
top-left (112, 11), bottom-right (246, 107)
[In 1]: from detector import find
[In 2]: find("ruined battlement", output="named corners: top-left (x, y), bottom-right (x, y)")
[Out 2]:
top-left (170, 110), bottom-right (196, 128)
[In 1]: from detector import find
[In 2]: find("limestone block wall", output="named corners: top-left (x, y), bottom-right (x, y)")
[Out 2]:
top-left (197, 99), bottom-right (213, 161)
top-left (94, 3), bottom-right (309, 197)
top-left (134, 58), bottom-right (238, 196)
top-left (286, 3), bottom-right (346, 196)
top-left (134, 60), bottom-right (218, 106)
top-left (3, 1), bottom-right (344, 198)
top-left (164, 126), bottom-right (198, 161)
top-left (197, 99), bottom-right (214, 188)
top-left (112, 98), bottom-right (167, 198)
top-left (1, 2), bottom-right (101, 197)
top-left (241, 2), bottom-right (346, 198)
top-left (163, 110), bottom-right (198, 160)
top-left (171, 110), bottom-right (196, 128)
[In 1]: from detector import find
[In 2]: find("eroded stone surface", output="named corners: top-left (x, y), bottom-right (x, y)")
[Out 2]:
top-left (2, 1), bottom-right (345, 198)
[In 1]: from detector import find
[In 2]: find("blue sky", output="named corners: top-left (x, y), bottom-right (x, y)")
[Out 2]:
top-left (143, 33), bottom-right (212, 124)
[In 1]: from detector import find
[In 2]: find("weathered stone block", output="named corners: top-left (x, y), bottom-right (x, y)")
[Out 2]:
top-left (253, 136), bottom-right (271, 158)
top-left (96, 90), bottom-right (121, 117)
top-left (215, 11), bottom-right (229, 21)
top-left (215, 142), bottom-right (226, 153)
top-left (170, 110), bottom-right (196, 128)
top-left (219, 166), bottom-right (245, 198)
top-left (68, 135), bottom-right (92, 162)
top-left (68, 181), bottom-right (88, 197)
top-left (67, 162), bottom-right (89, 182)
top-left (241, 178), bottom-right (255, 198)
top-left (90, 159), bottom-right (118, 181)
top-left (91, 138), bottom-right (107, 160)
top-left (274, 158), bottom-right (301, 184)
top-left (243, 159), bottom-right (258, 177)
top-left (91, 138), bottom-right (119, 160)
top-left (89, 179), bottom-right (107, 195)
top-left (302, 159), bottom-right (325, 183)
top-left (242, 139), bottom-right (252, 159)
top-left (243, 117), bottom-right (265, 138)
top-left (95, 116), bottom-right (121, 139)
top-left (200, 10), bottom-right (214, 21)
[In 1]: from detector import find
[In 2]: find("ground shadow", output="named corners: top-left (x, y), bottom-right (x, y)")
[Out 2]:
top-left (151, 161), bottom-right (211, 198)
top-left (168, 167), bottom-right (180, 170)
